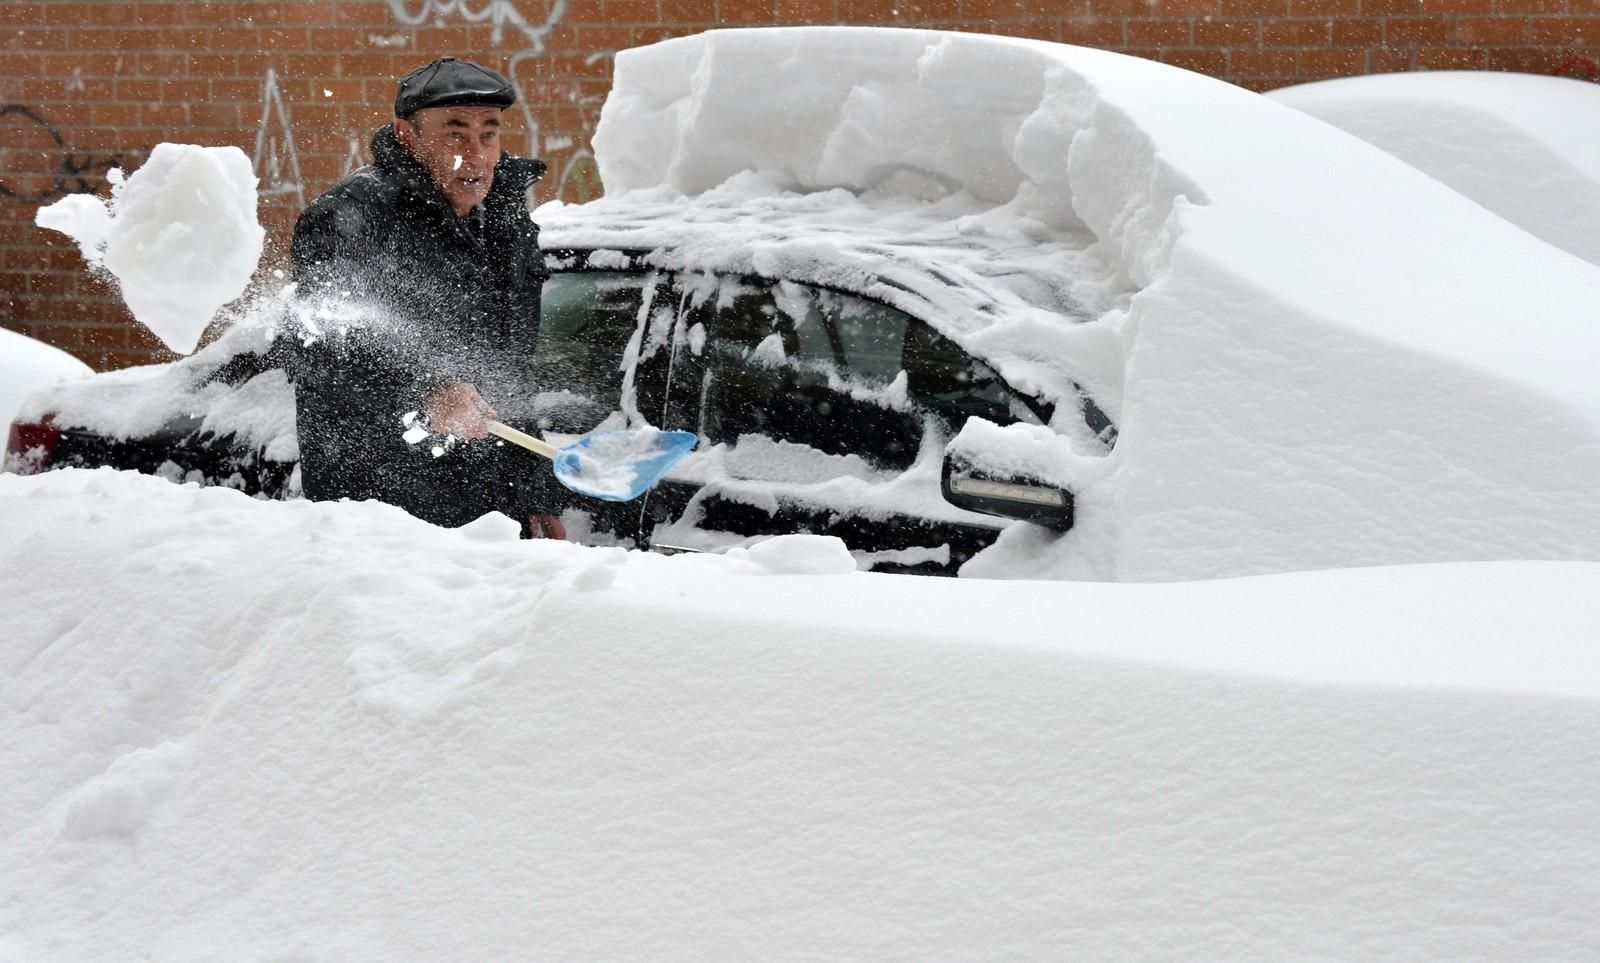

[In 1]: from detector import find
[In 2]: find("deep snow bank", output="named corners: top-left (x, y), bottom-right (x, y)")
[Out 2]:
top-left (592, 28), bottom-right (1600, 580)
top-left (1269, 71), bottom-right (1600, 267)
top-left (3, 469), bottom-right (1600, 959)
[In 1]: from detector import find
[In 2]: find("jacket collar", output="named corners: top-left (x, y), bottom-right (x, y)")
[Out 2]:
top-left (369, 122), bottom-right (548, 217)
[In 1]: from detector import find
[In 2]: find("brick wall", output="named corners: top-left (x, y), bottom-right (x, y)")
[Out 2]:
top-left (3, 0), bottom-right (1596, 370)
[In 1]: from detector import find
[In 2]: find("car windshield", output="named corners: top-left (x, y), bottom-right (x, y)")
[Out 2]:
top-left (525, 271), bottom-right (652, 432)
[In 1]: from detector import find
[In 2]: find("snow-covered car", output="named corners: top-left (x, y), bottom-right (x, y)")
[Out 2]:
top-left (2, 210), bottom-right (1111, 575)
top-left (10, 28), bottom-right (1600, 582)
top-left (0, 327), bottom-right (91, 442)
top-left (1268, 71), bottom-right (1600, 267)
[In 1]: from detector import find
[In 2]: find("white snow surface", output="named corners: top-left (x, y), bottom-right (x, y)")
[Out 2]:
top-left (579, 28), bottom-right (1600, 580)
top-left (0, 328), bottom-right (91, 431)
top-left (11, 318), bottom-right (297, 463)
top-left (34, 144), bottom-right (264, 354)
top-left (3, 467), bottom-right (1599, 960)
top-left (1269, 71), bottom-right (1600, 267)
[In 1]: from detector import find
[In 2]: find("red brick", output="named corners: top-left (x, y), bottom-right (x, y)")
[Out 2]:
top-left (1457, 15), bottom-right (1530, 40)
top-left (1414, 45), bottom-right (1488, 66)
top-left (1220, 0), bottom-right (1288, 16)
top-left (1385, 16), bottom-right (1451, 41)
top-left (1361, 0), bottom-right (1420, 12)
top-left (1297, 47), bottom-right (1367, 71)
top-left (1159, 47), bottom-right (1229, 72)
top-left (0, 5), bottom-right (45, 26)
top-left (1332, 18), bottom-right (1384, 42)
top-left (962, 0), bottom-right (1028, 15)
top-left (1530, 16), bottom-right (1600, 41)
top-left (1485, 47), bottom-right (1566, 69)
top-left (1196, 18), bottom-right (1262, 42)
top-left (1263, 19), bottom-right (1332, 43)
top-left (1363, 48), bottom-right (1414, 69)
top-left (777, 0), bottom-right (842, 16)
top-left (1229, 48), bottom-right (1298, 73)
top-left (1127, 19), bottom-right (1194, 44)
top-left (1060, 17), bottom-right (1126, 44)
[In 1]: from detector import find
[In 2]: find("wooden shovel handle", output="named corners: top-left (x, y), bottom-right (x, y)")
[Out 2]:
top-left (485, 419), bottom-right (558, 459)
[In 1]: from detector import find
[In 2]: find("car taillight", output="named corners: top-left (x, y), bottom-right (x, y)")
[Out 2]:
top-left (4, 415), bottom-right (61, 475)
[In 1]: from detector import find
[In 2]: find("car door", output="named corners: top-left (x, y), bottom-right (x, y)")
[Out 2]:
top-left (525, 256), bottom-right (683, 547)
top-left (644, 272), bottom-right (1052, 574)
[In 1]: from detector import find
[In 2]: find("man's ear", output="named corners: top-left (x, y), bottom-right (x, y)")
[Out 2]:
top-left (394, 116), bottom-right (417, 152)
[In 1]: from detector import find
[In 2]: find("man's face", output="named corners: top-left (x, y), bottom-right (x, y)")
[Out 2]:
top-left (395, 105), bottom-right (503, 217)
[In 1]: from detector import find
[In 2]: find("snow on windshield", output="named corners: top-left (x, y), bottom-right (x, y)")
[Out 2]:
top-left (1269, 71), bottom-right (1600, 268)
top-left (587, 28), bottom-right (1600, 580)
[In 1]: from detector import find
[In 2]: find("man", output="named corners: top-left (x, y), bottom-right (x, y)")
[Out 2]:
top-left (289, 56), bottom-right (565, 538)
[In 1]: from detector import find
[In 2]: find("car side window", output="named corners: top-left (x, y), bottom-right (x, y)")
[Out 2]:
top-left (528, 270), bottom-right (654, 433)
top-left (695, 278), bottom-right (1040, 473)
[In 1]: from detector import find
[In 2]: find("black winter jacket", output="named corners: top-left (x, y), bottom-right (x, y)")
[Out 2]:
top-left (289, 122), bottom-right (556, 529)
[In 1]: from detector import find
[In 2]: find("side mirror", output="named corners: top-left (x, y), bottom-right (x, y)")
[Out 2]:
top-left (941, 449), bottom-right (1074, 531)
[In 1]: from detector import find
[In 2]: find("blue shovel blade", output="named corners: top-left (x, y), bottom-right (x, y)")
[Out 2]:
top-left (551, 429), bottom-right (698, 502)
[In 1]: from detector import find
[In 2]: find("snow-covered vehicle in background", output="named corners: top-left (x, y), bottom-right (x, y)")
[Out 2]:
top-left (11, 27), bottom-right (1600, 581)
top-left (0, 327), bottom-right (92, 435)
top-left (1268, 71), bottom-right (1600, 268)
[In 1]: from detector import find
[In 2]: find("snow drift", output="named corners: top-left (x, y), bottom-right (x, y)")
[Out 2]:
top-left (590, 28), bottom-right (1600, 580)
top-left (4, 468), bottom-right (1600, 960)
top-left (1269, 71), bottom-right (1600, 268)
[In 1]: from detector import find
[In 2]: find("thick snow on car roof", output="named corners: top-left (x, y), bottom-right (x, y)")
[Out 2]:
top-left (575, 27), bottom-right (1600, 579)
top-left (1269, 71), bottom-right (1600, 267)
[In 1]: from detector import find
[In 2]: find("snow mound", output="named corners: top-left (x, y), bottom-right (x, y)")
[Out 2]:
top-left (4, 468), bottom-right (1600, 958)
top-left (0, 327), bottom-right (91, 430)
top-left (1269, 71), bottom-right (1600, 267)
top-left (733, 533), bottom-right (858, 574)
top-left (591, 28), bottom-right (1600, 580)
top-left (34, 144), bottom-right (265, 354)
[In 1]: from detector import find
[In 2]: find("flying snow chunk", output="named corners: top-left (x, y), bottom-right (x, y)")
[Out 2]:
top-left (35, 143), bottom-right (265, 355)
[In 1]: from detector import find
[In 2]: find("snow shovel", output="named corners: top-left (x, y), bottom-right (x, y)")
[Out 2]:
top-left (485, 419), bottom-right (697, 502)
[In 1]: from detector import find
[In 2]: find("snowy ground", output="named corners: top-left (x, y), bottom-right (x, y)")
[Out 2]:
top-left (4, 468), bottom-right (1599, 960)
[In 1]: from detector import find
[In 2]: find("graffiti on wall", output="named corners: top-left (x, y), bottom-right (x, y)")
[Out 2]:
top-left (0, 104), bottom-right (124, 203)
top-left (253, 68), bottom-right (306, 208)
top-left (1555, 55), bottom-right (1600, 81)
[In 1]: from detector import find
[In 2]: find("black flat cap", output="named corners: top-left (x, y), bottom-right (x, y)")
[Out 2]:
top-left (394, 56), bottom-right (515, 118)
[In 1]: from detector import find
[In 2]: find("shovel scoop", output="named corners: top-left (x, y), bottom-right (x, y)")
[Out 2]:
top-left (486, 419), bottom-right (697, 502)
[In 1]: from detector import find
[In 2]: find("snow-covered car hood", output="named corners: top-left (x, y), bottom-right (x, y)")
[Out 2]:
top-left (572, 27), bottom-right (1600, 580)
top-left (1268, 71), bottom-right (1600, 268)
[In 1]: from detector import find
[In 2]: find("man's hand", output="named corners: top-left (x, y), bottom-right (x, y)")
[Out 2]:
top-left (529, 513), bottom-right (567, 540)
top-left (423, 381), bottom-right (495, 439)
